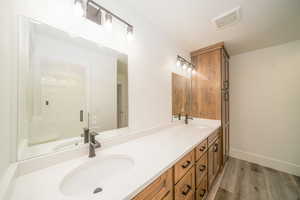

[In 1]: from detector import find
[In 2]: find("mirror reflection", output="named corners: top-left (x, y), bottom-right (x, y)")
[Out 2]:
top-left (18, 17), bottom-right (128, 160)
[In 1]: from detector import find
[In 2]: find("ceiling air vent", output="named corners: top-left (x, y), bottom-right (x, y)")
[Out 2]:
top-left (212, 7), bottom-right (241, 29)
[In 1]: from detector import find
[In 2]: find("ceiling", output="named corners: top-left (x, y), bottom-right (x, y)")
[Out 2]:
top-left (125, 0), bottom-right (300, 55)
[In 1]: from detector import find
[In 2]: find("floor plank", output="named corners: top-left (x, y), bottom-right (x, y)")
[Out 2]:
top-left (214, 157), bottom-right (300, 200)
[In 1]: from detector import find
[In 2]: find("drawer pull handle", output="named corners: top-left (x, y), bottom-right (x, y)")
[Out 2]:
top-left (214, 143), bottom-right (218, 152)
top-left (181, 160), bottom-right (191, 169)
top-left (200, 189), bottom-right (206, 197)
top-left (199, 146), bottom-right (206, 151)
top-left (199, 165), bottom-right (206, 172)
top-left (181, 185), bottom-right (191, 196)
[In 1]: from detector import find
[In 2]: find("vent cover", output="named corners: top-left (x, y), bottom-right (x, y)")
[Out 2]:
top-left (212, 7), bottom-right (241, 29)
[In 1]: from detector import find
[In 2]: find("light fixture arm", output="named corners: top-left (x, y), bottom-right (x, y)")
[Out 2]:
top-left (177, 55), bottom-right (195, 69)
top-left (87, 0), bottom-right (133, 29)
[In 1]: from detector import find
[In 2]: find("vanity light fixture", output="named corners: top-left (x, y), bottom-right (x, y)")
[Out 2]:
top-left (78, 0), bottom-right (134, 41)
top-left (105, 12), bottom-right (113, 30)
top-left (74, 0), bottom-right (85, 17)
top-left (127, 25), bottom-right (134, 41)
top-left (176, 55), bottom-right (196, 74)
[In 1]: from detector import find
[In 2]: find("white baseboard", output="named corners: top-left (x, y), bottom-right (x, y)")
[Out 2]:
top-left (0, 164), bottom-right (18, 200)
top-left (230, 148), bottom-right (300, 177)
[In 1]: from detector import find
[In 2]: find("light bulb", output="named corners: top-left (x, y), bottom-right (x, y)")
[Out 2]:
top-left (182, 63), bottom-right (187, 70)
top-left (192, 68), bottom-right (196, 74)
top-left (187, 67), bottom-right (192, 72)
top-left (74, 0), bottom-right (84, 17)
top-left (127, 26), bottom-right (134, 41)
top-left (105, 13), bottom-right (112, 30)
top-left (176, 60), bottom-right (181, 67)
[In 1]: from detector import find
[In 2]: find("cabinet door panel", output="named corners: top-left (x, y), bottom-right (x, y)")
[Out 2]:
top-left (208, 145), bottom-right (214, 188)
top-left (133, 168), bottom-right (173, 200)
top-left (195, 152), bottom-right (207, 188)
top-left (175, 167), bottom-right (195, 200)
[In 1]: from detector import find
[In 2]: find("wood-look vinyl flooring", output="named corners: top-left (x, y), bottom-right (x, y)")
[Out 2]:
top-left (214, 157), bottom-right (300, 200)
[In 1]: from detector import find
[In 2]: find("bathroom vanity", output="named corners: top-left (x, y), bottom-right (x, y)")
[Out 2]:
top-left (133, 124), bottom-right (222, 200)
top-left (10, 119), bottom-right (221, 200)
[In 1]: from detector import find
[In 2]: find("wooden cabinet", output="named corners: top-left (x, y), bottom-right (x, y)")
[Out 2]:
top-left (208, 136), bottom-right (222, 189)
top-left (133, 168), bottom-right (173, 200)
top-left (174, 151), bottom-right (195, 184)
top-left (174, 167), bottom-right (195, 200)
top-left (195, 153), bottom-right (207, 188)
top-left (195, 139), bottom-right (207, 161)
top-left (195, 174), bottom-right (208, 200)
top-left (172, 73), bottom-right (191, 116)
top-left (133, 129), bottom-right (223, 200)
top-left (190, 42), bottom-right (230, 166)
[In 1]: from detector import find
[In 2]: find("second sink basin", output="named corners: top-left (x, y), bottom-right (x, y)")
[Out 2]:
top-left (60, 154), bottom-right (134, 198)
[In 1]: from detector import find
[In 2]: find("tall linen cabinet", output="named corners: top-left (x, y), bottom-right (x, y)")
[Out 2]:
top-left (190, 42), bottom-right (230, 166)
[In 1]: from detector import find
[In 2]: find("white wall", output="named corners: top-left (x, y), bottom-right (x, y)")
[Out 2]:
top-left (0, 0), bottom-right (188, 178)
top-left (0, 0), bottom-right (13, 181)
top-left (230, 40), bottom-right (300, 176)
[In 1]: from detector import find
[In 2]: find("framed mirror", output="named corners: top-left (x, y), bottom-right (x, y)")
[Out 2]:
top-left (17, 16), bottom-right (128, 160)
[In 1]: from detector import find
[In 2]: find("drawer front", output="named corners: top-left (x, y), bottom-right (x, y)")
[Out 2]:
top-left (195, 174), bottom-right (208, 200)
top-left (195, 152), bottom-right (207, 188)
top-left (174, 151), bottom-right (195, 184)
top-left (175, 167), bottom-right (195, 200)
top-left (208, 129), bottom-right (220, 146)
top-left (133, 168), bottom-right (173, 200)
top-left (195, 139), bottom-right (208, 161)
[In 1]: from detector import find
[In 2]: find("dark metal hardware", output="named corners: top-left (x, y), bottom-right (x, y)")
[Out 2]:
top-left (89, 132), bottom-right (101, 158)
top-left (199, 189), bottom-right (206, 197)
top-left (214, 143), bottom-right (218, 152)
top-left (199, 146), bottom-right (206, 151)
top-left (81, 128), bottom-right (89, 144)
top-left (181, 185), bottom-right (191, 196)
top-left (223, 80), bottom-right (229, 89)
top-left (225, 92), bottom-right (229, 101)
top-left (80, 110), bottom-right (84, 122)
top-left (45, 100), bottom-right (49, 106)
top-left (181, 160), bottom-right (191, 168)
top-left (199, 165), bottom-right (206, 172)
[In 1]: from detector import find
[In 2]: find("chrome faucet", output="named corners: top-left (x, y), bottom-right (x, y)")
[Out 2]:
top-left (89, 131), bottom-right (101, 158)
top-left (184, 114), bottom-right (193, 124)
top-left (81, 113), bottom-right (101, 157)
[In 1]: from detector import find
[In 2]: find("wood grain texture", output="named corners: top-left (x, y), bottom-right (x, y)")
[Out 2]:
top-left (172, 73), bottom-right (190, 116)
top-left (196, 152), bottom-right (208, 188)
top-left (133, 168), bottom-right (173, 200)
top-left (195, 139), bottom-right (208, 161)
top-left (191, 42), bottom-right (229, 59)
top-left (214, 157), bottom-right (300, 200)
top-left (190, 49), bottom-right (221, 120)
top-left (175, 167), bottom-right (195, 200)
top-left (174, 151), bottom-right (195, 184)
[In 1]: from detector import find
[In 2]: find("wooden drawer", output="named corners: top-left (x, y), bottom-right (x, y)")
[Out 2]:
top-left (175, 167), bottom-right (195, 200)
top-left (195, 152), bottom-right (207, 188)
top-left (195, 139), bottom-right (208, 161)
top-left (174, 151), bottom-right (195, 184)
top-left (208, 129), bottom-right (220, 146)
top-left (195, 174), bottom-right (208, 200)
top-left (133, 168), bottom-right (173, 200)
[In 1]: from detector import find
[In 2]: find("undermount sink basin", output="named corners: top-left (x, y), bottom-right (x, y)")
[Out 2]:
top-left (60, 155), bottom-right (134, 197)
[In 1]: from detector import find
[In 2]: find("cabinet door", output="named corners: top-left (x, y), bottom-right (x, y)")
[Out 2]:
top-left (214, 138), bottom-right (221, 175)
top-left (133, 168), bottom-right (173, 200)
top-left (208, 144), bottom-right (215, 188)
top-left (223, 124), bottom-right (230, 163)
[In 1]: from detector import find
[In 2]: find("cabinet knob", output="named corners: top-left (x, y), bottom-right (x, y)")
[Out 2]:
top-left (200, 189), bottom-right (206, 197)
top-left (181, 185), bottom-right (191, 196)
top-left (181, 160), bottom-right (191, 169)
top-left (199, 146), bottom-right (206, 151)
top-left (199, 165), bottom-right (206, 172)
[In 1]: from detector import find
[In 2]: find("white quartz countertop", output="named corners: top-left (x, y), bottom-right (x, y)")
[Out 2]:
top-left (10, 119), bottom-right (220, 200)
